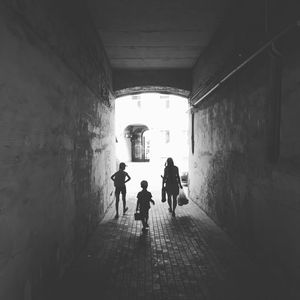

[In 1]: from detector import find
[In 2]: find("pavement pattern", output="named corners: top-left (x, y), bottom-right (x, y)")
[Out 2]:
top-left (48, 182), bottom-right (297, 300)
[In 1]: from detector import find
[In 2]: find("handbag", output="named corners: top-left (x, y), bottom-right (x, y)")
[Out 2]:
top-left (161, 175), bottom-right (166, 202)
top-left (177, 188), bottom-right (189, 206)
top-left (134, 212), bottom-right (142, 220)
top-left (161, 187), bottom-right (166, 202)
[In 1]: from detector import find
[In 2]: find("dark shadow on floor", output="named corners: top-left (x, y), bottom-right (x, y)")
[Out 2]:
top-left (44, 202), bottom-right (299, 300)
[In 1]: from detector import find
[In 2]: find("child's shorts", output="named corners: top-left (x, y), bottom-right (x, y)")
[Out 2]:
top-left (140, 209), bottom-right (149, 219)
top-left (115, 186), bottom-right (126, 196)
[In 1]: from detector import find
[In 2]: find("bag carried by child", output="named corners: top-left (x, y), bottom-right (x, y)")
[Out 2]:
top-left (134, 212), bottom-right (142, 220)
top-left (177, 188), bottom-right (189, 206)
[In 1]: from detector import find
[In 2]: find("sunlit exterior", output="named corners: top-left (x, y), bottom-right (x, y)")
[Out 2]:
top-left (115, 93), bottom-right (189, 175)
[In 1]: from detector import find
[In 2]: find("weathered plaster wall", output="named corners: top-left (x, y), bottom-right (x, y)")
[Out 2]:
top-left (189, 0), bottom-right (300, 287)
top-left (0, 1), bottom-right (115, 299)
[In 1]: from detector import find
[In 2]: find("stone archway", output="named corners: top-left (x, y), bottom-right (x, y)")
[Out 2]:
top-left (114, 86), bottom-right (190, 98)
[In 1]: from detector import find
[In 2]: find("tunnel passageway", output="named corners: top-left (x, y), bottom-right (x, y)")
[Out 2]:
top-left (2, 1), bottom-right (300, 298)
top-left (48, 164), bottom-right (293, 300)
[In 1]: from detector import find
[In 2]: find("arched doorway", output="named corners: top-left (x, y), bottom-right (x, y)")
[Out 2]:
top-left (124, 124), bottom-right (150, 162)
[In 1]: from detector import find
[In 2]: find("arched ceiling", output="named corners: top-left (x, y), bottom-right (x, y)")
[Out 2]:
top-left (87, 0), bottom-right (231, 70)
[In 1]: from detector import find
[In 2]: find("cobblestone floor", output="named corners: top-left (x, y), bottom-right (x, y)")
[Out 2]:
top-left (48, 182), bottom-right (298, 300)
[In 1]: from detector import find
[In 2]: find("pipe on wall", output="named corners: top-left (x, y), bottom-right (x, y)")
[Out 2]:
top-left (189, 21), bottom-right (300, 108)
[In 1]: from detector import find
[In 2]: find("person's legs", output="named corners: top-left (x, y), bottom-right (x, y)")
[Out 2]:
top-left (121, 187), bottom-right (128, 214)
top-left (141, 218), bottom-right (146, 229)
top-left (167, 193), bottom-right (172, 212)
top-left (172, 193), bottom-right (178, 217)
top-left (141, 215), bottom-right (147, 232)
top-left (122, 194), bottom-right (128, 214)
top-left (145, 210), bottom-right (149, 227)
top-left (140, 210), bottom-right (148, 232)
top-left (115, 189), bottom-right (120, 218)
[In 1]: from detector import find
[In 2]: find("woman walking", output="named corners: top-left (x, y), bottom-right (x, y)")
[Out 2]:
top-left (162, 157), bottom-right (182, 217)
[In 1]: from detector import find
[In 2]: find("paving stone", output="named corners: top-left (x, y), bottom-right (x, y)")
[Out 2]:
top-left (48, 187), bottom-right (296, 300)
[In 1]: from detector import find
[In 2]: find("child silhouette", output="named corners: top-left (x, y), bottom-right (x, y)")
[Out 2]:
top-left (136, 180), bottom-right (155, 233)
top-left (111, 162), bottom-right (131, 218)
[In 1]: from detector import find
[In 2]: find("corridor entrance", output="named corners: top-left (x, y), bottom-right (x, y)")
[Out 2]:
top-left (49, 167), bottom-right (291, 300)
top-left (115, 93), bottom-right (189, 173)
top-left (3, 1), bottom-right (300, 298)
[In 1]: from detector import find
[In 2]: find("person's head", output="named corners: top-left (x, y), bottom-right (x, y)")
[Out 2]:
top-left (166, 157), bottom-right (174, 167)
top-left (140, 180), bottom-right (148, 189)
top-left (119, 162), bottom-right (126, 170)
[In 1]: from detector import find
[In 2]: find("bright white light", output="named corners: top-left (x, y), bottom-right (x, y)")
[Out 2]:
top-left (115, 93), bottom-right (189, 185)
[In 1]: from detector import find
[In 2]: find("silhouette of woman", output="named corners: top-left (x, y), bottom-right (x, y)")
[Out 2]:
top-left (163, 157), bottom-right (182, 217)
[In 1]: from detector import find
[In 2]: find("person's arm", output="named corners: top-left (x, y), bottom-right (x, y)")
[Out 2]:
top-left (176, 167), bottom-right (183, 189)
top-left (160, 175), bottom-right (165, 189)
top-left (150, 193), bottom-right (155, 205)
top-left (111, 172), bottom-right (116, 181)
top-left (162, 168), bottom-right (167, 187)
top-left (125, 172), bottom-right (131, 183)
top-left (136, 198), bottom-right (140, 212)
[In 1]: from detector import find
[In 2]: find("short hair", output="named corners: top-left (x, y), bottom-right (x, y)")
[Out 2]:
top-left (140, 180), bottom-right (148, 188)
top-left (119, 162), bottom-right (126, 170)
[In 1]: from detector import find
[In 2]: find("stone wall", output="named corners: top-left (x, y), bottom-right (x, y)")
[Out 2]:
top-left (189, 0), bottom-right (300, 286)
top-left (0, 1), bottom-right (115, 299)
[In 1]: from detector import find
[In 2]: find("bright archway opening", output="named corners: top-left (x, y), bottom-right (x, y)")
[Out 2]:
top-left (115, 93), bottom-right (189, 193)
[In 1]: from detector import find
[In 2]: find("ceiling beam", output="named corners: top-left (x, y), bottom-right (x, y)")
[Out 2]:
top-left (113, 69), bottom-right (192, 97)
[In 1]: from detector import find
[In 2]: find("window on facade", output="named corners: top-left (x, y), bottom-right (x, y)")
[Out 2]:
top-left (132, 95), bottom-right (141, 108)
top-left (165, 99), bottom-right (170, 108)
top-left (160, 95), bottom-right (170, 109)
top-left (160, 130), bottom-right (170, 144)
